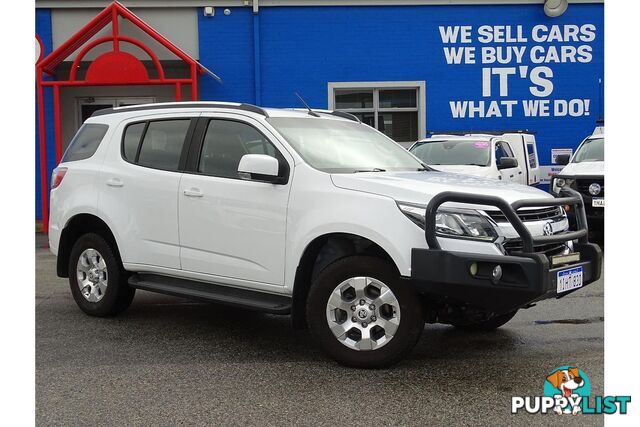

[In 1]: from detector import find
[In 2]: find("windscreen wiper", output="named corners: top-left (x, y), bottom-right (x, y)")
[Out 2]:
top-left (354, 168), bottom-right (386, 173)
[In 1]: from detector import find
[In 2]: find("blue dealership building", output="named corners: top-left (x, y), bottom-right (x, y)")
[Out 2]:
top-left (35, 0), bottom-right (603, 224)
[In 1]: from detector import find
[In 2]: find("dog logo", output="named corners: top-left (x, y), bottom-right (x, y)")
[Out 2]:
top-left (542, 222), bottom-right (553, 236)
top-left (544, 366), bottom-right (590, 415)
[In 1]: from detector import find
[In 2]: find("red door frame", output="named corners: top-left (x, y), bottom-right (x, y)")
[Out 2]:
top-left (36, 1), bottom-right (206, 232)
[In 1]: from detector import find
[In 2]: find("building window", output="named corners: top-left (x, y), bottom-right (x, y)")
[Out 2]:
top-left (328, 81), bottom-right (426, 144)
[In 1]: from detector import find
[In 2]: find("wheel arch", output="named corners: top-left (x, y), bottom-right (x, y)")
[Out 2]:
top-left (56, 213), bottom-right (122, 278)
top-left (291, 232), bottom-right (399, 330)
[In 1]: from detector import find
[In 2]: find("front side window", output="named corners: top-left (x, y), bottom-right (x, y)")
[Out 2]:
top-left (495, 141), bottom-right (514, 162)
top-left (410, 139), bottom-right (490, 167)
top-left (268, 117), bottom-right (424, 173)
top-left (131, 120), bottom-right (191, 171)
top-left (61, 123), bottom-right (109, 162)
top-left (573, 137), bottom-right (604, 163)
top-left (199, 120), bottom-right (281, 179)
top-left (332, 85), bottom-right (421, 143)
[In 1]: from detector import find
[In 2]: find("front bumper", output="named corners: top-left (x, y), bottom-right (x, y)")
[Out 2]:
top-left (410, 242), bottom-right (601, 314)
top-left (408, 189), bottom-right (603, 314)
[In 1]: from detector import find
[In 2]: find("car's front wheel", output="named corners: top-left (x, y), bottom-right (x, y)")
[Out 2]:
top-left (68, 233), bottom-right (135, 317)
top-left (307, 256), bottom-right (424, 368)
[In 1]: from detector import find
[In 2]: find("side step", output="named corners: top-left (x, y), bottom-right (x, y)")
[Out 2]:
top-left (128, 273), bottom-right (292, 314)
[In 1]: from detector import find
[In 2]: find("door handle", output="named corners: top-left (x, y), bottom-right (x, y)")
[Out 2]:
top-left (106, 178), bottom-right (123, 188)
top-left (183, 188), bottom-right (203, 198)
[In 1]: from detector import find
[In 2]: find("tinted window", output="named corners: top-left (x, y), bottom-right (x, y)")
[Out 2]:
top-left (61, 124), bottom-right (108, 162)
top-left (199, 120), bottom-right (279, 178)
top-left (122, 122), bottom-right (146, 162)
top-left (137, 120), bottom-right (190, 171)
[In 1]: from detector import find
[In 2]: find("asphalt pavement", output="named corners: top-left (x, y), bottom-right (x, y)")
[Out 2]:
top-left (36, 234), bottom-right (604, 426)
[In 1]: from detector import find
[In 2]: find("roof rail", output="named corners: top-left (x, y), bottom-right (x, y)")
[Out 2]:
top-left (325, 110), bottom-right (360, 123)
top-left (426, 129), bottom-right (535, 136)
top-left (91, 102), bottom-right (270, 118)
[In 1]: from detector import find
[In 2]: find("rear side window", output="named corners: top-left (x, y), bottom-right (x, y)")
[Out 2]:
top-left (61, 123), bottom-right (108, 162)
top-left (527, 143), bottom-right (538, 168)
top-left (122, 120), bottom-right (191, 171)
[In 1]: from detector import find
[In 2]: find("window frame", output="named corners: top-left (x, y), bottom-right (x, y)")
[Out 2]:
top-left (184, 116), bottom-right (291, 185)
top-left (328, 81), bottom-right (426, 143)
top-left (120, 117), bottom-right (198, 173)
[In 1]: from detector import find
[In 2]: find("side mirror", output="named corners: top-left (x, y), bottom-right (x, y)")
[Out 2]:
top-left (498, 157), bottom-right (518, 170)
top-left (238, 154), bottom-right (285, 184)
top-left (555, 154), bottom-right (571, 165)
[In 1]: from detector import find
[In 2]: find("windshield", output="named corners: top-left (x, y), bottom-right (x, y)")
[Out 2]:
top-left (573, 137), bottom-right (604, 163)
top-left (409, 139), bottom-right (491, 166)
top-left (267, 117), bottom-right (425, 173)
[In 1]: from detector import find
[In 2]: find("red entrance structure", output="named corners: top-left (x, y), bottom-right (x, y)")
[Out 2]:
top-left (36, 1), bottom-right (218, 232)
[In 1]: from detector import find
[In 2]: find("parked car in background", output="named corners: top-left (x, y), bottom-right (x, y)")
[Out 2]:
top-left (550, 131), bottom-right (604, 243)
top-left (49, 103), bottom-right (601, 368)
top-left (408, 132), bottom-right (540, 186)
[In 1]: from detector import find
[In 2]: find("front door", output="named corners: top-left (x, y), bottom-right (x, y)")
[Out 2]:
top-left (495, 141), bottom-right (521, 183)
top-left (178, 114), bottom-right (293, 287)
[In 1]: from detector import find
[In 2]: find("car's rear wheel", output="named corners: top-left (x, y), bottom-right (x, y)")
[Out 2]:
top-left (68, 233), bottom-right (135, 317)
top-left (307, 256), bottom-right (424, 368)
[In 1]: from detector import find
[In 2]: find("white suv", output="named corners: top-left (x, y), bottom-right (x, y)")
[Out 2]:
top-left (49, 102), bottom-right (602, 368)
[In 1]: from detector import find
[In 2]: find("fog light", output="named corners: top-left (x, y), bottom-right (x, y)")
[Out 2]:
top-left (469, 262), bottom-right (478, 277)
top-left (492, 265), bottom-right (503, 284)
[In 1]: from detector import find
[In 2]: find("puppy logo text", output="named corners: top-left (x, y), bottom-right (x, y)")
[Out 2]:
top-left (511, 366), bottom-right (631, 415)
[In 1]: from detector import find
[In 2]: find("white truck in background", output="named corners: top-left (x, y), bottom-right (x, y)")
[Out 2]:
top-left (409, 132), bottom-right (540, 186)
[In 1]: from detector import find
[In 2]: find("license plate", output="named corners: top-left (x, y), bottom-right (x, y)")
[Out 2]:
top-left (592, 198), bottom-right (604, 208)
top-left (557, 266), bottom-right (584, 294)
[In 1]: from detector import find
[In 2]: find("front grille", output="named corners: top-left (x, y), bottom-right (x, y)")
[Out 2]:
top-left (486, 206), bottom-right (563, 223)
top-left (576, 178), bottom-right (605, 197)
top-left (503, 240), bottom-right (568, 257)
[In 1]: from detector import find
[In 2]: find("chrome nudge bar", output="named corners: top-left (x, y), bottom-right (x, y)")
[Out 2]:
top-left (424, 188), bottom-right (588, 253)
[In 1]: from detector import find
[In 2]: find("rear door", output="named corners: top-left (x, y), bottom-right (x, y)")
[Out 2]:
top-left (98, 113), bottom-right (197, 269)
top-left (178, 113), bottom-right (293, 288)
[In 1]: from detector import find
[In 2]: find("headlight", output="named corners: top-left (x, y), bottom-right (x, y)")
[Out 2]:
top-left (397, 203), bottom-right (499, 242)
top-left (551, 177), bottom-right (574, 195)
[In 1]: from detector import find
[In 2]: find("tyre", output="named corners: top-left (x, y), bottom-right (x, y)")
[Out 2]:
top-left (451, 310), bottom-right (518, 331)
top-left (307, 256), bottom-right (424, 368)
top-left (68, 233), bottom-right (135, 317)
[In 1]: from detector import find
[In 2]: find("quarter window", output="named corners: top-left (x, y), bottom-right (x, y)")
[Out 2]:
top-left (122, 122), bottom-right (145, 162)
top-left (199, 120), bottom-right (281, 179)
top-left (61, 123), bottom-right (108, 162)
